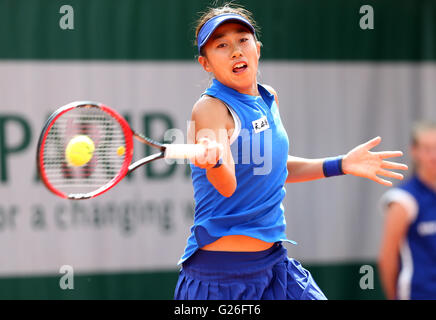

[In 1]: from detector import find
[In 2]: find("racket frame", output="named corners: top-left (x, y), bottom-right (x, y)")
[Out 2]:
top-left (37, 101), bottom-right (134, 200)
top-left (37, 101), bottom-right (209, 200)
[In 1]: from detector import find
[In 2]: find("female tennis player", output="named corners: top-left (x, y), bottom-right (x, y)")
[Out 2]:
top-left (379, 122), bottom-right (436, 300)
top-left (175, 4), bottom-right (408, 300)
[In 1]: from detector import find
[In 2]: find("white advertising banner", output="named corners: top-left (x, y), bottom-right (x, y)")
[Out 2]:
top-left (0, 61), bottom-right (435, 275)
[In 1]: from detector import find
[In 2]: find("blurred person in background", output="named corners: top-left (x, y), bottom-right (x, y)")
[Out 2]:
top-left (379, 121), bottom-right (436, 300)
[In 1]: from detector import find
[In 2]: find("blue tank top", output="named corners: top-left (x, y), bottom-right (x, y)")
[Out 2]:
top-left (178, 79), bottom-right (296, 265)
top-left (396, 176), bottom-right (436, 299)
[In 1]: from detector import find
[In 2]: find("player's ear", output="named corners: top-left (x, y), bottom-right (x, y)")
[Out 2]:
top-left (410, 143), bottom-right (418, 162)
top-left (410, 144), bottom-right (418, 171)
top-left (198, 55), bottom-right (212, 72)
top-left (256, 40), bottom-right (262, 60)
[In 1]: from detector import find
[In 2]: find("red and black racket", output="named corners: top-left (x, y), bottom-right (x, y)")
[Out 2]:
top-left (37, 101), bottom-right (210, 200)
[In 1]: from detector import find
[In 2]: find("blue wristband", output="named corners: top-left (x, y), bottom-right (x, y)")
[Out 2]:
top-left (323, 156), bottom-right (345, 177)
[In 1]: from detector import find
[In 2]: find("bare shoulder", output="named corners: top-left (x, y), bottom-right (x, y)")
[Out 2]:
top-left (386, 202), bottom-right (411, 222)
top-left (262, 84), bottom-right (279, 107)
top-left (191, 95), bottom-right (232, 128)
top-left (192, 95), bottom-right (226, 116)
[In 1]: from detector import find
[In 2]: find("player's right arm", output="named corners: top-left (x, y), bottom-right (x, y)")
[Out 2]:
top-left (189, 96), bottom-right (237, 197)
top-left (378, 202), bottom-right (411, 300)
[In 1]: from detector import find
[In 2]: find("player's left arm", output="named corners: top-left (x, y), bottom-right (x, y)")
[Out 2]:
top-left (286, 138), bottom-right (408, 186)
top-left (263, 84), bottom-right (408, 186)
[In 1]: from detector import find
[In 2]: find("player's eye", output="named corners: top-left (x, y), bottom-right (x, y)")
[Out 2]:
top-left (240, 37), bottom-right (249, 43)
top-left (217, 43), bottom-right (227, 49)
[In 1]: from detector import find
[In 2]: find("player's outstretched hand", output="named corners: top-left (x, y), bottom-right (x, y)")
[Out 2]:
top-left (342, 136), bottom-right (408, 186)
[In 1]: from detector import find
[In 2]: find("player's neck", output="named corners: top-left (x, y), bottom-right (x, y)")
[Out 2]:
top-left (417, 169), bottom-right (436, 192)
top-left (231, 78), bottom-right (259, 96)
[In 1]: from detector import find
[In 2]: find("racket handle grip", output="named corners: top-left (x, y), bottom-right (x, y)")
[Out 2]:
top-left (163, 143), bottom-right (223, 159)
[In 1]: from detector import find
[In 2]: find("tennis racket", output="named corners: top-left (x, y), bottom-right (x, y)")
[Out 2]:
top-left (37, 101), bottom-right (217, 200)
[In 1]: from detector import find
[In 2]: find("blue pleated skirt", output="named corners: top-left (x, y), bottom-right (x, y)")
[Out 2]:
top-left (174, 242), bottom-right (327, 300)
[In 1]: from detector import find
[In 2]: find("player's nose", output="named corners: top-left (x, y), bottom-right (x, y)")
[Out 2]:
top-left (231, 45), bottom-right (243, 59)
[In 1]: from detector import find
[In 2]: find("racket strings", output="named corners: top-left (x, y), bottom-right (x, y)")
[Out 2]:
top-left (42, 107), bottom-right (127, 196)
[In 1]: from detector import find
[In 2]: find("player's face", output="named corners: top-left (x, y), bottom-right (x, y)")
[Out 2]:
top-left (198, 23), bottom-right (261, 96)
top-left (412, 129), bottom-right (436, 176)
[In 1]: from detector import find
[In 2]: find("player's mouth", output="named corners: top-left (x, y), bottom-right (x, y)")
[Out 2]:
top-left (232, 61), bottom-right (248, 74)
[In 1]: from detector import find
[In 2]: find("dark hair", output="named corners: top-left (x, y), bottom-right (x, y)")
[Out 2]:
top-left (194, 3), bottom-right (260, 56)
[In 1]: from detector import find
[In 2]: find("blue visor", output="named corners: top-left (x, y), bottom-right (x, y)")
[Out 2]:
top-left (197, 13), bottom-right (256, 55)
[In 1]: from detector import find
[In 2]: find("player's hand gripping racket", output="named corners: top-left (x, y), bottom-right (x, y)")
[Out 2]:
top-left (37, 101), bottom-right (220, 200)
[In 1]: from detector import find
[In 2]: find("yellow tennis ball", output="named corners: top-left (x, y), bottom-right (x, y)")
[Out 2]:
top-left (65, 135), bottom-right (95, 167)
top-left (117, 146), bottom-right (125, 156)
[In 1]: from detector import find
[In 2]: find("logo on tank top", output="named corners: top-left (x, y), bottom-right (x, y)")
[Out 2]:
top-left (417, 221), bottom-right (436, 236)
top-left (252, 116), bottom-right (270, 133)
